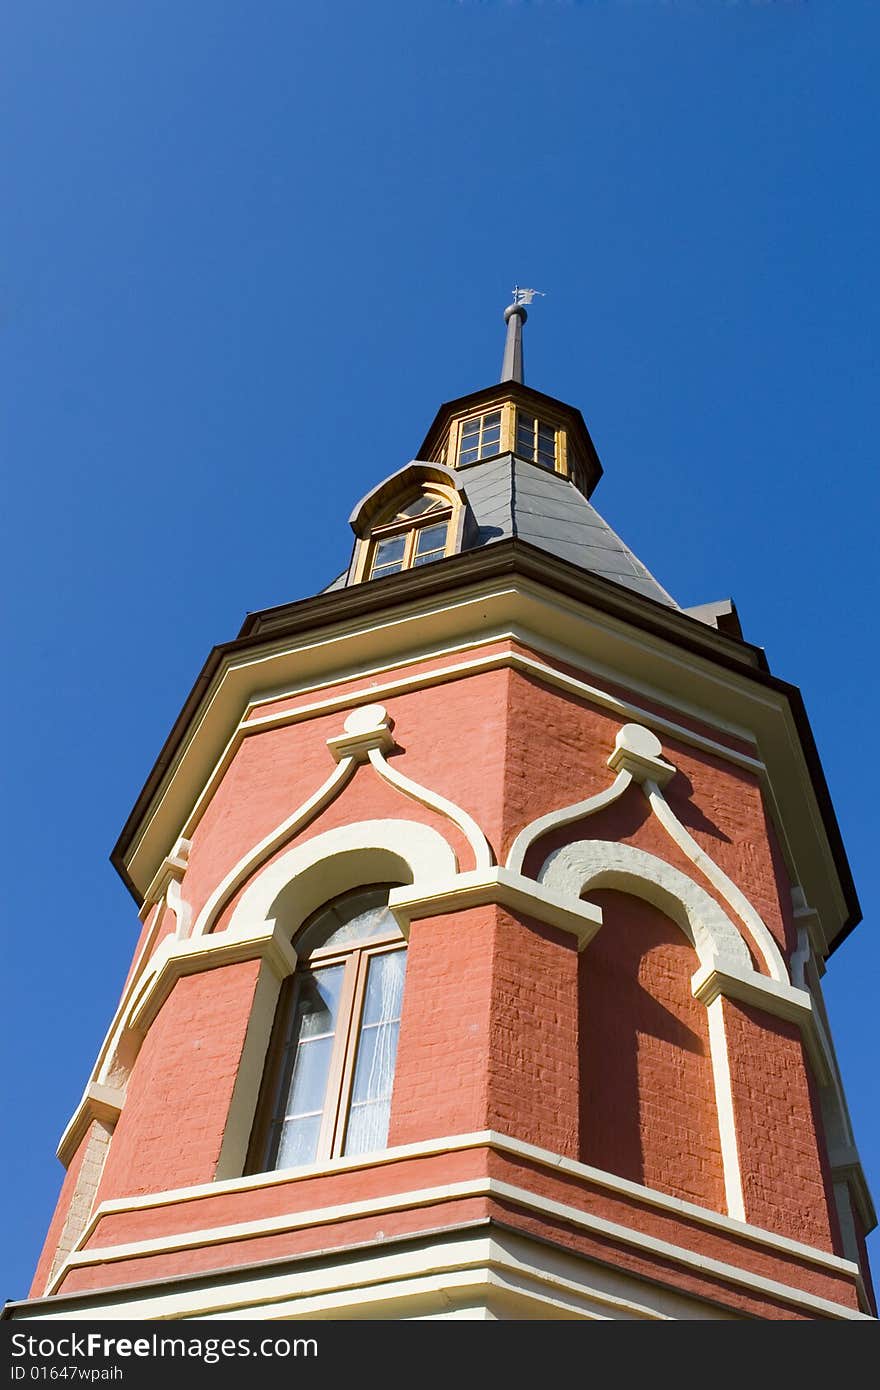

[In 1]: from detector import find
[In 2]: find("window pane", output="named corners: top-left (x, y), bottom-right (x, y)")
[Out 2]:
top-left (270, 965), bottom-right (343, 1168)
top-left (460, 417), bottom-right (480, 439)
top-left (397, 495), bottom-right (440, 519)
top-left (283, 1034), bottom-right (335, 1117)
top-left (343, 951), bottom-right (406, 1157)
top-left (373, 535), bottom-right (406, 566)
top-left (274, 1114), bottom-right (322, 1169)
top-left (458, 447), bottom-right (479, 465)
top-left (296, 888), bottom-right (402, 957)
top-left (516, 426), bottom-right (535, 458)
top-left (483, 411), bottom-right (501, 430)
top-left (362, 950), bottom-right (406, 1026)
top-left (414, 523), bottom-right (447, 556)
top-left (344, 1096), bottom-right (393, 1158)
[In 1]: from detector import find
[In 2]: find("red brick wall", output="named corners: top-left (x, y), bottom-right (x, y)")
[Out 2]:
top-left (578, 889), bottom-right (726, 1211)
top-left (722, 998), bottom-right (837, 1251)
top-left (37, 640), bottom-right (853, 1309)
top-left (389, 905), bottom-right (579, 1157)
top-left (94, 961), bottom-right (261, 1202)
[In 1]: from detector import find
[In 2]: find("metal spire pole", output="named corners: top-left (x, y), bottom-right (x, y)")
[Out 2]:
top-left (501, 286), bottom-right (544, 384)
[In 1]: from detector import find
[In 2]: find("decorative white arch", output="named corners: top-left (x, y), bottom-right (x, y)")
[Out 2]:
top-left (227, 818), bottom-right (458, 938)
top-left (540, 836), bottom-right (754, 1220)
top-left (539, 839), bottom-right (754, 977)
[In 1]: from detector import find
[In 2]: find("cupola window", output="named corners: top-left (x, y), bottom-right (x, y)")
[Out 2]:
top-left (516, 412), bottom-right (558, 470)
top-left (367, 493), bottom-right (452, 579)
top-left (248, 886), bottom-right (407, 1172)
top-left (457, 409), bottom-right (502, 465)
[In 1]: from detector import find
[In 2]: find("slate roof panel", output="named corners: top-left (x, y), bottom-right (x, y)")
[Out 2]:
top-left (325, 453), bottom-right (678, 609)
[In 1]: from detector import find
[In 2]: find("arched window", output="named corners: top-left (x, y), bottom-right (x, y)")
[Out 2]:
top-left (367, 489), bottom-right (454, 579)
top-left (247, 886), bottom-right (407, 1173)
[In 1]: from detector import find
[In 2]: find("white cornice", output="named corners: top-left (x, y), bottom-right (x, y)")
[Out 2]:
top-left (388, 867), bottom-right (603, 949)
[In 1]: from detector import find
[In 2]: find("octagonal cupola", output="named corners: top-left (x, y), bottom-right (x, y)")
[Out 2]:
top-left (417, 291), bottom-right (604, 500)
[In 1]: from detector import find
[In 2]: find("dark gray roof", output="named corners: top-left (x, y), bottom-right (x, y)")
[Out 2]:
top-left (462, 455), bottom-right (678, 608)
top-left (325, 454), bottom-right (677, 609)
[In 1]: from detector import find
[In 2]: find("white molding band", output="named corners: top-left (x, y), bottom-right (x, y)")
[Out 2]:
top-left (68, 1129), bottom-right (860, 1278)
top-left (241, 645), bottom-right (765, 772)
top-left (389, 867), bottom-right (603, 950)
top-left (16, 1234), bottom-right (694, 1322)
top-left (49, 1169), bottom-right (866, 1319)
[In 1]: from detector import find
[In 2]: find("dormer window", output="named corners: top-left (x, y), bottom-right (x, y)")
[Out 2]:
top-left (457, 410), bottom-right (502, 465)
top-left (516, 412), bottom-right (557, 470)
top-left (368, 493), bottom-right (452, 579)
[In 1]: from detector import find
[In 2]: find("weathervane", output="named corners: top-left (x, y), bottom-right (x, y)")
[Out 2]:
top-left (511, 286), bottom-right (545, 307)
top-left (501, 286), bottom-right (545, 383)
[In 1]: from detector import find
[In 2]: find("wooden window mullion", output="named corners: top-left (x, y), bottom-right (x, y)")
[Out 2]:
top-left (329, 949), bottom-right (370, 1158)
top-left (317, 953), bottom-right (361, 1161)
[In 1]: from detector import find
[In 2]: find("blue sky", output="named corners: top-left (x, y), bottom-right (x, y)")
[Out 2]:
top-left (2, 1), bottom-right (877, 1302)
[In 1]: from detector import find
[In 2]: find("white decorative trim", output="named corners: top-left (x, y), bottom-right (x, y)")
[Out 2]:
top-left (166, 878), bottom-right (192, 942)
top-left (539, 838), bottom-right (754, 976)
top-left (70, 1130), bottom-right (857, 1277)
top-left (136, 640), bottom-right (768, 927)
top-left (191, 757), bottom-right (356, 939)
top-left (192, 701), bottom-right (491, 940)
top-left (506, 770), bottom-right (632, 876)
top-left (705, 998), bottom-right (746, 1221)
top-left (791, 922), bottom-right (811, 991)
top-left (607, 724), bottom-right (675, 787)
top-left (690, 962), bottom-right (813, 1029)
top-left (691, 965), bottom-right (828, 1088)
top-left (120, 584), bottom-right (849, 969)
top-left (366, 746), bottom-right (493, 873)
top-left (50, 1174), bottom-right (865, 1319)
top-left (644, 777), bottom-right (788, 983)
top-left (57, 817), bottom-right (459, 1161)
top-left (12, 1234), bottom-right (693, 1322)
top-left (227, 819), bottom-right (458, 937)
top-left (792, 884), bottom-right (825, 960)
top-left (127, 920), bottom-right (297, 1035)
top-left (241, 645), bottom-right (764, 772)
top-left (389, 867), bottom-right (603, 949)
top-left (143, 836), bottom-right (192, 910)
top-left (325, 703), bottom-right (396, 763)
top-left (57, 1084), bottom-right (125, 1170)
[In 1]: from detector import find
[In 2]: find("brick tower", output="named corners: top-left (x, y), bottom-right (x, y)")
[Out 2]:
top-left (10, 297), bottom-right (875, 1320)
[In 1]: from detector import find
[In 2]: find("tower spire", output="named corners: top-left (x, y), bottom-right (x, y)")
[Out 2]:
top-left (501, 286), bottom-right (543, 384)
